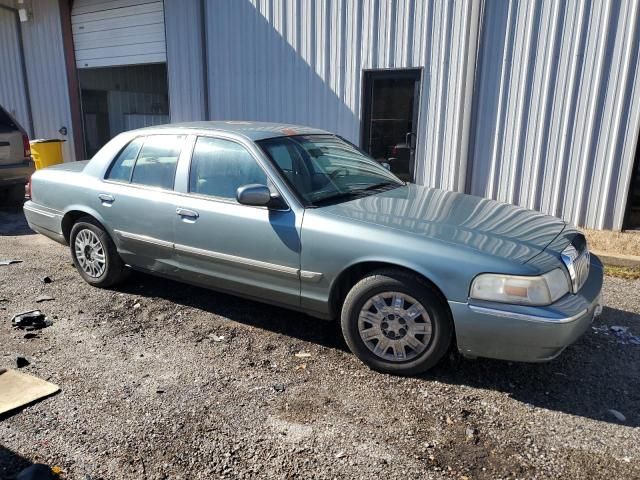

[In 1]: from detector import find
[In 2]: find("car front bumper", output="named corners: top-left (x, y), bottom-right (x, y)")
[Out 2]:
top-left (449, 255), bottom-right (604, 362)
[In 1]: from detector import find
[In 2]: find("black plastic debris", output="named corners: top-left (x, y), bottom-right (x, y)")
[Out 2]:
top-left (11, 310), bottom-right (52, 331)
top-left (16, 356), bottom-right (30, 368)
top-left (0, 259), bottom-right (22, 266)
top-left (41, 276), bottom-right (53, 284)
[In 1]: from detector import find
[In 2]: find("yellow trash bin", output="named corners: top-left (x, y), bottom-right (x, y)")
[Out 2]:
top-left (30, 139), bottom-right (65, 170)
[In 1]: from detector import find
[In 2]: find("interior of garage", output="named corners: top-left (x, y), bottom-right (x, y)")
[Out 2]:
top-left (78, 64), bottom-right (168, 157)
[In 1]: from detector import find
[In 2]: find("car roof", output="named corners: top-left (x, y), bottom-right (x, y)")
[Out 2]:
top-left (133, 121), bottom-right (331, 141)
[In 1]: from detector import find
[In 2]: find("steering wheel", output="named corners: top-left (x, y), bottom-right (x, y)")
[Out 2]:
top-left (328, 168), bottom-right (349, 180)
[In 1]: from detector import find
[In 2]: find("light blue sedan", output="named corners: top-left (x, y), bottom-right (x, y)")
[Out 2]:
top-left (24, 122), bottom-right (603, 375)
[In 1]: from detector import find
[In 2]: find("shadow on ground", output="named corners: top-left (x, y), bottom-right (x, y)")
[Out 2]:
top-left (0, 445), bottom-right (32, 479)
top-left (116, 273), bottom-right (640, 428)
top-left (0, 203), bottom-right (33, 236)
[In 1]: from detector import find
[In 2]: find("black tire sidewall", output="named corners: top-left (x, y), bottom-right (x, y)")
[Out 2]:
top-left (341, 272), bottom-right (452, 375)
top-left (70, 219), bottom-right (119, 287)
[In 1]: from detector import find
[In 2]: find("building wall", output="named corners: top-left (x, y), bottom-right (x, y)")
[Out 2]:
top-left (0, 0), bottom-right (75, 162)
top-left (164, 0), bottom-right (207, 122)
top-left (470, 0), bottom-right (640, 230)
top-left (164, 0), bottom-right (640, 231)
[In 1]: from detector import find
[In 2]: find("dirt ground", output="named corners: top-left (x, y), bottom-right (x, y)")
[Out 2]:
top-left (1, 205), bottom-right (639, 480)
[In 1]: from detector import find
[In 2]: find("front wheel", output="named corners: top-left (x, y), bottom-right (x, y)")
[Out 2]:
top-left (70, 217), bottom-right (129, 287)
top-left (340, 270), bottom-right (453, 375)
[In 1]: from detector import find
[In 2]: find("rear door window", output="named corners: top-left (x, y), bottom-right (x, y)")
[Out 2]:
top-left (106, 137), bottom-right (144, 182)
top-left (130, 135), bottom-right (185, 189)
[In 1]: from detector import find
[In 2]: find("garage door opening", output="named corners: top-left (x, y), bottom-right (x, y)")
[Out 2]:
top-left (78, 63), bottom-right (169, 157)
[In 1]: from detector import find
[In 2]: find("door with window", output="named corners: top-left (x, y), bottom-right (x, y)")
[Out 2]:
top-left (97, 134), bottom-right (185, 272)
top-left (172, 136), bottom-right (301, 307)
top-left (361, 69), bottom-right (421, 182)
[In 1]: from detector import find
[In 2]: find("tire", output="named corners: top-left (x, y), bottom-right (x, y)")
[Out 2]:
top-left (340, 269), bottom-right (453, 375)
top-left (69, 216), bottom-right (129, 287)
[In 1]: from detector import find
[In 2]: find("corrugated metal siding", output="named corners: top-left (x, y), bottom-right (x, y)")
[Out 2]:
top-left (0, 0), bottom-right (75, 161)
top-left (469, 0), bottom-right (640, 230)
top-left (72, 0), bottom-right (166, 68)
top-left (164, 0), bottom-right (207, 121)
top-left (0, 6), bottom-right (31, 134)
top-left (164, 0), bottom-right (640, 230)
top-left (201, 0), bottom-right (479, 192)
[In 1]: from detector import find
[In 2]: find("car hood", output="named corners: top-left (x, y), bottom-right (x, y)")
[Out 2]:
top-left (318, 184), bottom-right (567, 264)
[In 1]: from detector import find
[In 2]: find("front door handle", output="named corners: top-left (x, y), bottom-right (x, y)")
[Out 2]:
top-left (176, 207), bottom-right (199, 220)
top-left (98, 193), bottom-right (115, 205)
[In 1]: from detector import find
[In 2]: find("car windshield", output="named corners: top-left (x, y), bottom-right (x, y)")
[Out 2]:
top-left (257, 134), bottom-right (404, 206)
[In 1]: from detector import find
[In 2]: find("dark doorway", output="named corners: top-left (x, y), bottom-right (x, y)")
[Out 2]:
top-left (78, 63), bottom-right (169, 158)
top-left (361, 69), bottom-right (421, 182)
top-left (624, 136), bottom-right (640, 230)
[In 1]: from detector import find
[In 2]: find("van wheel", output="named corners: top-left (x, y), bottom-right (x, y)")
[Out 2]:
top-left (340, 270), bottom-right (452, 375)
top-left (70, 217), bottom-right (129, 287)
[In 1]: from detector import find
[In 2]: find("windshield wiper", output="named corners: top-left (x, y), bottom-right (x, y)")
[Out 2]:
top-left (360, 181), bottom-right (402, 191)
top-left (311, 190), bottom-right (367, 206)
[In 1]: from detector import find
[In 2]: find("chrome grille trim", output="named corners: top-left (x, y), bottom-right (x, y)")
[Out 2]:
top-left (561, 242), bottom-right (590, 293)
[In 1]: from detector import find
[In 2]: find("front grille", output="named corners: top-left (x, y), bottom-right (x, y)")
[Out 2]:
top-left (561, 241), bottom-right (590, 293)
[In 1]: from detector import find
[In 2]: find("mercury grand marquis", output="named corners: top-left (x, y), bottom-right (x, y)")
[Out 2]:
top-left (24, 122), bottom-right (603, 375)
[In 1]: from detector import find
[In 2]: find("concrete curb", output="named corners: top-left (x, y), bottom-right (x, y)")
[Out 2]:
top-left (591, 250), bottom-right (640, 268)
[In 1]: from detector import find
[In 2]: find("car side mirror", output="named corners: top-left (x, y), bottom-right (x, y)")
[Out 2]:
top-left (236, 184), bottom-right (272, 207)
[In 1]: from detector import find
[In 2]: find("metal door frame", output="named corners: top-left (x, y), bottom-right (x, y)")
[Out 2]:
top-left (359, 68), bottom-right (423, 182)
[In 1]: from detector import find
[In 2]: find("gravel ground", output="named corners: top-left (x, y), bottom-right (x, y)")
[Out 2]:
top-left (1, 205), bottom-right (639, 479)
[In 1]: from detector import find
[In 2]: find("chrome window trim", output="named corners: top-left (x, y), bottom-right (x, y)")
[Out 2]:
top-left (469, 304), bottom-right (589, 324)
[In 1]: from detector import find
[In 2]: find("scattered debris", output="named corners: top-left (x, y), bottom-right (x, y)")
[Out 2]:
top-left (16, 356), bottom-right (30, 368)
top-left (156, 387), bottom-right (166, 394)
top-left (210, 334), bottom-right (225, 342)
top-left (40, 276), bottom-right (52, 284)
top-left (133, 303), bottom-right (141, 309)
top-left (294, 351), bottom-right (312, 358)
top-left (273, 383), bottom-right (285, 393)
top-left (607, 409), bottom-right (626, 422)
top-left (16, 464), bottom-right (56, 480)
top-left (24, 333), bottom-right (38, 339)
top-left (591, 324), bottom-right (640, 345)
top-left (0, 259), bottom-right (22, 266)
top-left (335, 451), bottom-right (346, 459)
top-left (294, 363), bottom-right (307, 371)
top-left (35, 295), bottom-right (55, 303)
top-left (11, 310), bottom-right (52, 330)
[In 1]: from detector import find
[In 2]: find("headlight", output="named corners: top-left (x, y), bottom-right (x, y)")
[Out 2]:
top-left (470, 268), bottom-right (570, 306)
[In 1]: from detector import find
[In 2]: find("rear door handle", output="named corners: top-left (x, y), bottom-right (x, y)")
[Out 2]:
top-left (98, 193), bottom-right (115, 205)
top-left (176, 207), bottom-right (199, 220)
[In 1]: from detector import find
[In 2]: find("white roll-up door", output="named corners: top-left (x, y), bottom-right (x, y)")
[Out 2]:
top-left (72, 0), bottom-right (166, 69)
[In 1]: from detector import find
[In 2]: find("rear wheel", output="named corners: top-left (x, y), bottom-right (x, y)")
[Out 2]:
top-left (70, 217), bottom-right (129, 287)
top-left (340, 270), bottom-right (453, 375)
